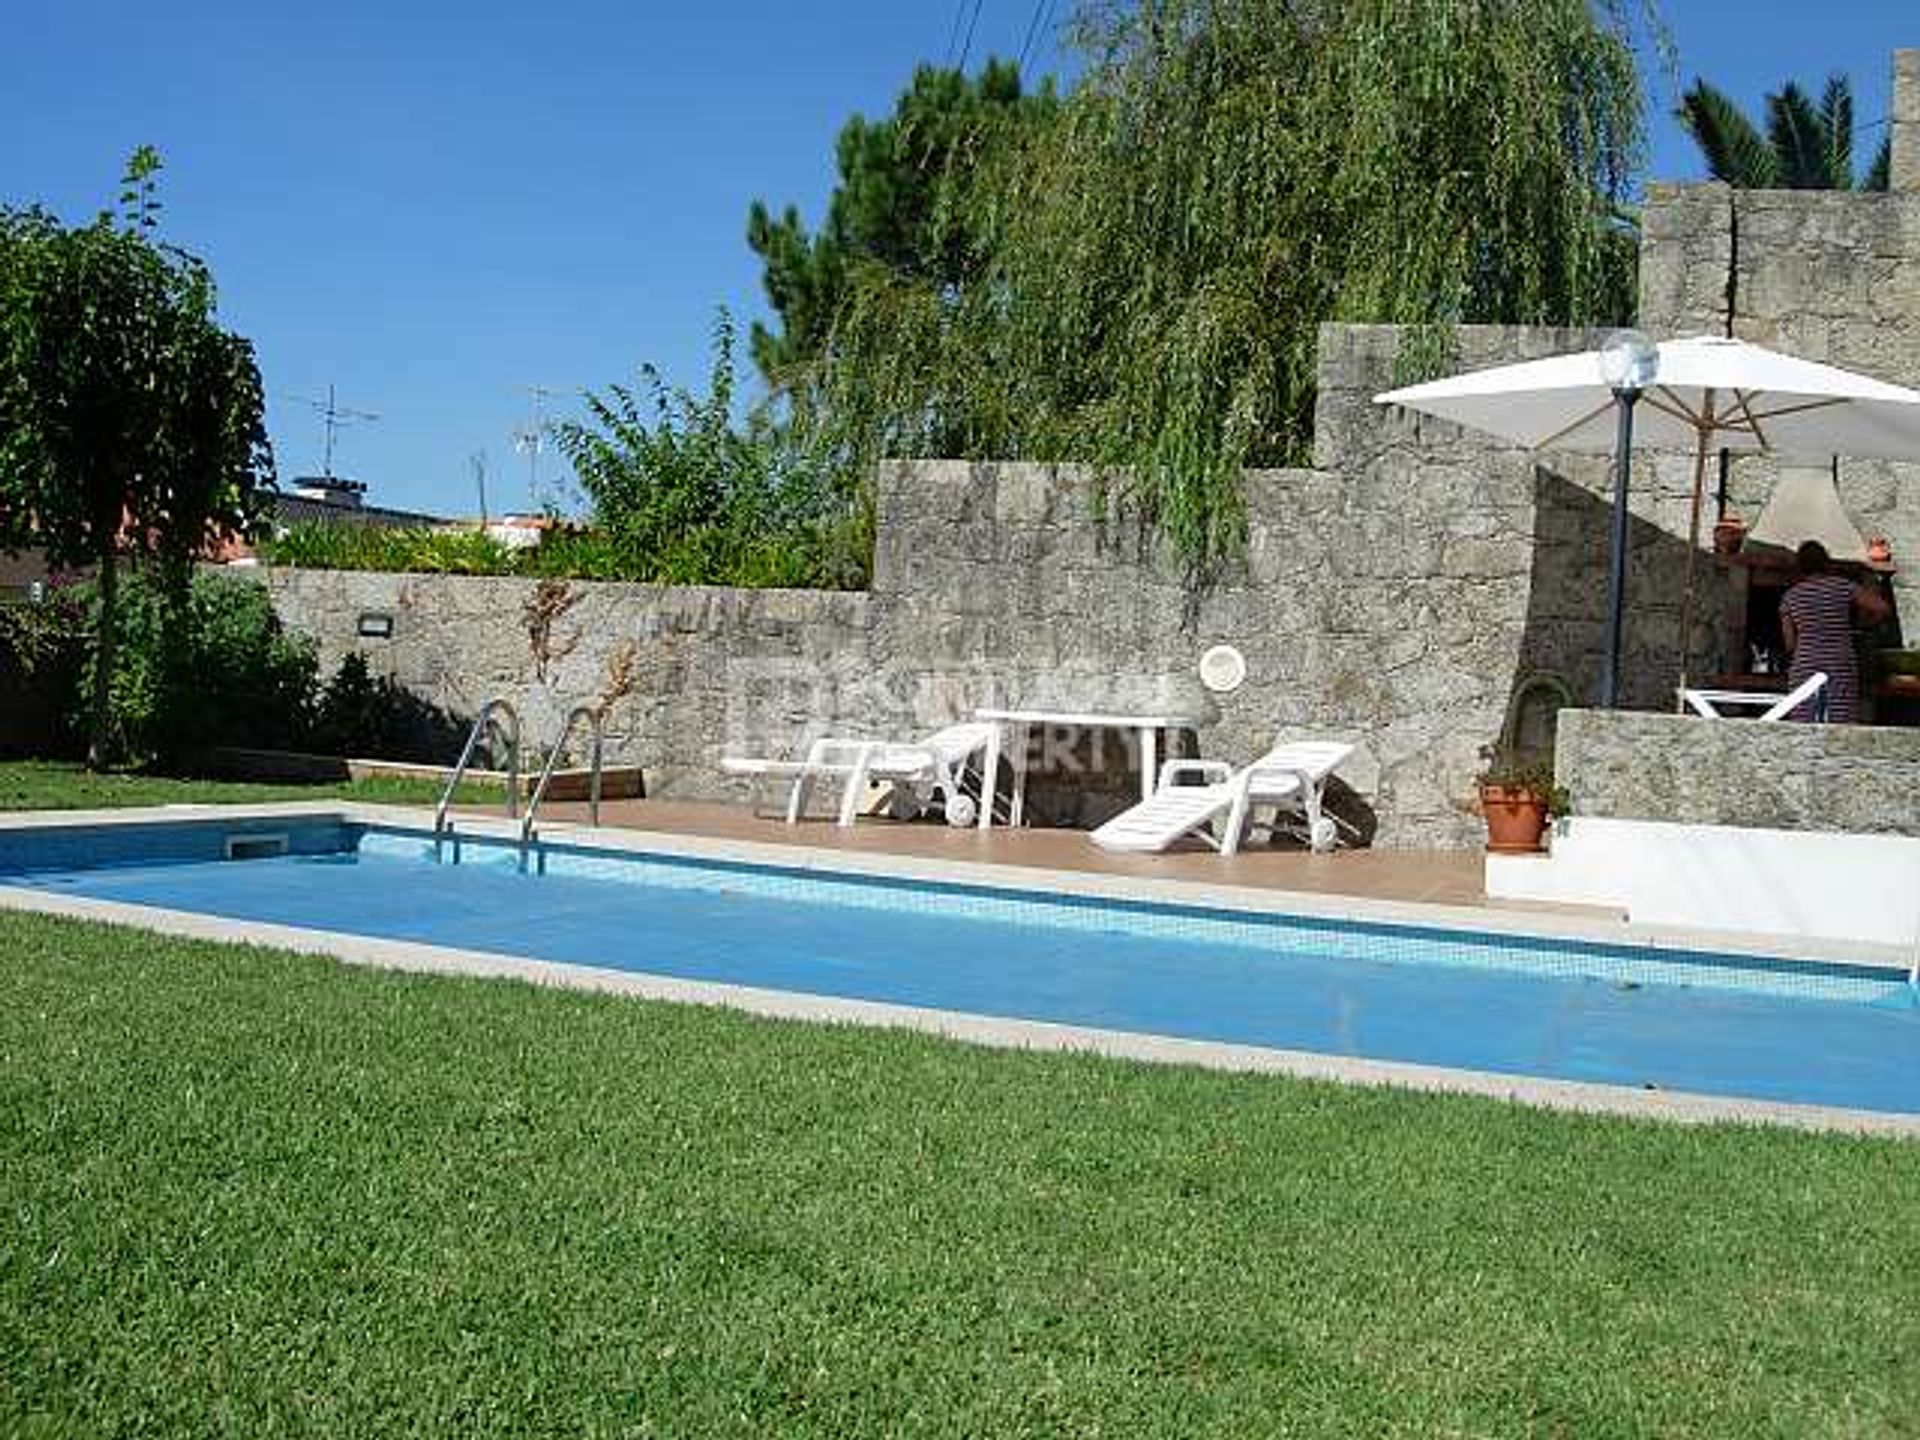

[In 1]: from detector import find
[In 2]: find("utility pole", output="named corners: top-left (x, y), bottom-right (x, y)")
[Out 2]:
top-left (470, 451), bottom-right (490, 523)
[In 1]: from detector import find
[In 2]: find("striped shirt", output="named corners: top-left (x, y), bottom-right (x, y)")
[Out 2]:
top-left (1780, 573), bottom-right (1860, 723)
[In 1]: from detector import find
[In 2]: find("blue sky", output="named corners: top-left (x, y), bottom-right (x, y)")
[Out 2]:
top-left (1, 2), bottom-right (1913, 517)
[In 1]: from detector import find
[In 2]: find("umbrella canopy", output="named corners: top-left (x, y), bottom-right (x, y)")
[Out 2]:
top-left (1376, 335), bottom-right (1920, 460)
top-left (1374, 333), bottom-right (1920, 707)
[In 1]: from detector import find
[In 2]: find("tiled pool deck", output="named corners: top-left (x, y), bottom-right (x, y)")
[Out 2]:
top-left (517, 797), bottom-right (1510, 911)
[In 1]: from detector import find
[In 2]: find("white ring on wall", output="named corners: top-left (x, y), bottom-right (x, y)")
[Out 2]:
top-left (1198, 644), bottom-right (1247, 694)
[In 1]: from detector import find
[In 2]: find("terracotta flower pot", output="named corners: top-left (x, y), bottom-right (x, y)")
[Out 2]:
top-left (1479, 782), bottom-right (1549, 854)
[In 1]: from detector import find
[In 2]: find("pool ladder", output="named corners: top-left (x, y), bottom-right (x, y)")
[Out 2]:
top-left (433, 696), bottom-right (607, 866)
top-left (434, 698), bottom-right (521, 863)
top-left (520, 704), bottom-right (606, 854)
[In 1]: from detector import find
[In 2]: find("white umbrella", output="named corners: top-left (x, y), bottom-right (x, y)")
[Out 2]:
top-left (1375, 332), bottom-right (1920, 705)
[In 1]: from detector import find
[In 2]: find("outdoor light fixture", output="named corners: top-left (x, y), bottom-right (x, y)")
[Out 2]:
top-left (356, 611), bottom-right (394, 639)
top-left (1597, 328), bottom-right (1658, 707)
top-left (1599, 327), bottom-right (1658, 392)
top-left (1198, 644), bottom-right (1247, 695)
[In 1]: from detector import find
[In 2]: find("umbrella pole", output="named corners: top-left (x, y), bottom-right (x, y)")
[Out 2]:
top-left (1600, 390), bottom-right (1640, 708)
top-left (1674, 425), bottom-right (1713, 708)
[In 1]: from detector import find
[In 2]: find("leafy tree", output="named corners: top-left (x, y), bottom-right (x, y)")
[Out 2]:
top-left (1677, 73), bottom-right (1892, 191)
top-left (0, 148), bottom-right (273, 765)
top-left (553, 310), bottom-right (867, 589)
top-left (808, 0), bottom-right (1647, 581)
top-left (745, 58), bottom-right (1056, 390)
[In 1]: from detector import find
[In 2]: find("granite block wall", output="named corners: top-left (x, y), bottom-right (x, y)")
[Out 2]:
top-left (1637, 178), bottom-right (1920, 625)
top-left (1556, 708), bottom-right (1920, 837)
top-left (263, 568), bottom-right (876, 795)
top-left (266, 320), bottom-right (1742, 848)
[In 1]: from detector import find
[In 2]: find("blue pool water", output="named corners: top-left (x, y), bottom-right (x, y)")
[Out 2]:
top-left (4, 820), bottom-right (1916, 1115)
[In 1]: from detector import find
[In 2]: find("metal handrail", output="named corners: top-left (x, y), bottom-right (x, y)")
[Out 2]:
top-left (434, 697), bottom-right (521, 860)
top-left (1908, 907), bottom-right (1919, 995)
top-left (521, 703), bottom-right (606, 849)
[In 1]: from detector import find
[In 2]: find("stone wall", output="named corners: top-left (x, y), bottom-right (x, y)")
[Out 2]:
top-left (267, 321), bottom-right (1742, 848)
top-left (263, 568), bottom-right (875, 793)
top-left (1894, 49), bottom-right (1920, 194)
top-left (857, 322), bottom-right (1737, 846)
top-left (1638, 178), bottom-right (1920, 626)
top-left (1556, 708), bottom-right (1920, 837)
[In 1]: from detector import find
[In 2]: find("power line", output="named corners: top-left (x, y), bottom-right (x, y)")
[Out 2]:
top-left (944, 0), bottom-right (968, 65)
top-left (1017, 0), bottom-right (1054, 74)
top-left (956, 0), bottom-right (984, 72)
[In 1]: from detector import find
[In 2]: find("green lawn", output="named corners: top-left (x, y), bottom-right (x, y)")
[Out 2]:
top-left (0, 758), bottom-right (495, 812)
top-left (2, 911), bottom-right (1916, 1436)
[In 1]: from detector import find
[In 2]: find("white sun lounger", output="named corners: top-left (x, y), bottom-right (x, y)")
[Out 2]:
top-left (1679, 671), bottom-right (1827, 721)
top-left (1090, 738), bottom-right (1354, 855)
top-left (722, 721), bottom-right (997, 828)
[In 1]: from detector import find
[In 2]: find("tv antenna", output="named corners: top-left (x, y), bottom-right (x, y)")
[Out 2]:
top-left (512, 384), bottom-right (558, 510)
top-left (287, 384), bottom-right (380, 477)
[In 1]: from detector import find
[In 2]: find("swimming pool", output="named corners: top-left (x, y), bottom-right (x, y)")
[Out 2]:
top-left (2, 812), bottom-right (1915, 1121)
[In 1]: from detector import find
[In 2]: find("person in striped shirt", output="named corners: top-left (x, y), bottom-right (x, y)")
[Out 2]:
top-left (1778, 540), bottom-right (1892, 724)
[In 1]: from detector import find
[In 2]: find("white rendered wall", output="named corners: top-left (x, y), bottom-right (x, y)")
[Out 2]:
top-left (1486, 816), bottom-right (1920, 950)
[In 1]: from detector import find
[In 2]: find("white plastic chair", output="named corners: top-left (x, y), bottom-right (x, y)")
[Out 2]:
top-left (1678, 671), bottom-right (1827, 721)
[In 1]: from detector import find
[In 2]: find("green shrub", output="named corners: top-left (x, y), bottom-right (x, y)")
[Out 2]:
top-left (553, 310), bottom-right (870, 590)
top-left (0, 587), bottom-right (88, 757)
top-left (10, 569), bottom-right (473, 768)
top-left (259, 511), bottom-right (870, 592)
top-left (256, 318), bottom-right (871, 592)
top-left (258, 524), bottom-right (518, 576)
top-left (77, 569), bottom-right (319, 765)
top-left (0, 585), bottom-right (86, 676)
top-left (306, 649), bottom-right (470, 762)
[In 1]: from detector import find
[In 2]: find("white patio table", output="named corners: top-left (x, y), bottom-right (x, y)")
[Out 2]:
top-left (972, 706), bottom-right (1210, 831)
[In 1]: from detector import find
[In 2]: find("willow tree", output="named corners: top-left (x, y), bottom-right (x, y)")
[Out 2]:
top-left (806, 0), bottom-right (1648, 581)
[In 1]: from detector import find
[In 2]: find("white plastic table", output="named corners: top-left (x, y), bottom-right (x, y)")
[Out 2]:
top-left (972, 706), bottom-right (1208, 830)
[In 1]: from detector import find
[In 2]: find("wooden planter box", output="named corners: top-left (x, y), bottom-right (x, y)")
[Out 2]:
top-left (188, 747), bottom-right (645, 801)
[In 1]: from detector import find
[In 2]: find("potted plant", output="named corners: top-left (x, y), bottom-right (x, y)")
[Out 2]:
top-left (1475, 743), bottom-right (1567, 854)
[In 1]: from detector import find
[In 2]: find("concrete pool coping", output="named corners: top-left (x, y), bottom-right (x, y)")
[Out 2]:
top-left (1, 802), bottom-right (1915, 1138)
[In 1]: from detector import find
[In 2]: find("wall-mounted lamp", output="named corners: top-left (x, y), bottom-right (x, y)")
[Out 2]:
top-left (356, 612), bottom-right (395, 639)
